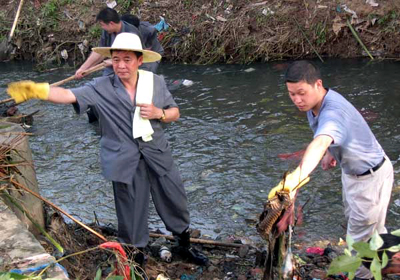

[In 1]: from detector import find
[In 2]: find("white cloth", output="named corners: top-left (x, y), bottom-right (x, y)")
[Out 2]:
top-left (132, 70), bottom-right (154, 142)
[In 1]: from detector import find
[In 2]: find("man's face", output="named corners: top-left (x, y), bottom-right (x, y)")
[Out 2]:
top-left (286, 80), bottom-right (322, 112)
top-left (112, 51), bottom-right (143, 81)
top-left (99, 21), bottom-right (115, 34)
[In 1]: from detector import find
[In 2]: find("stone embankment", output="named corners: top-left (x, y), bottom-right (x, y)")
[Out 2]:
top-left (0, 122), bottom-right (68, 279)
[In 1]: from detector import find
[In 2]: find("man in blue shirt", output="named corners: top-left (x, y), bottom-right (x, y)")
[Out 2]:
top-left (268, 60), bottom-right (393, 280)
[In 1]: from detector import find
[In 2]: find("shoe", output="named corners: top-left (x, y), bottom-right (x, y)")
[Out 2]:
top-left (133, 250), bottom-right (149, 280)
top-left (177, 245), bottom-right (209, 266)
top-left (173, 229), bottom-right (209, 266)
top-left (133, 251), bottom-right (146, 268)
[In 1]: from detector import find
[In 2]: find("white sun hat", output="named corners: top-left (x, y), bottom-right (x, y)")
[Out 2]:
top-left (92, 32), bottom-right (162, 63)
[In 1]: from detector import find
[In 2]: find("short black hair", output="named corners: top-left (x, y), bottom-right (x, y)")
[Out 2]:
top-left (111, 50), bottom-right (143, 58)
top-left (284, 60), bottom-right (321, 84)
top-left (121, 14), bottom-right (140, 28)
top-left (96, 8), bottom-right (120, 24)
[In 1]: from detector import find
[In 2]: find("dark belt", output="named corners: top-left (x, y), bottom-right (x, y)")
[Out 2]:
top-left (358, 157), bottom-right (385, 176)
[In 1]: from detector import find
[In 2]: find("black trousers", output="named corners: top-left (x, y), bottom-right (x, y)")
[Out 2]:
top-left (112, 158), bottom-right (190, 247)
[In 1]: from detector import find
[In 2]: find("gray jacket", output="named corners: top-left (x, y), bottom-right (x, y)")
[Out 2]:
top-left (71, 73), bottom-right (177, 184)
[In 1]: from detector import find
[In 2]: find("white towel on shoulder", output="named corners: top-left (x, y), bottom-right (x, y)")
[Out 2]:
top-left (132, 70), bottom-right (154, 142)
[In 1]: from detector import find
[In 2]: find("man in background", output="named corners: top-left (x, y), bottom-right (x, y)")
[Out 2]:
top-left (121, 14), bottom-right (164, 73)
top-left (75, 7), bottom-right (143, 122)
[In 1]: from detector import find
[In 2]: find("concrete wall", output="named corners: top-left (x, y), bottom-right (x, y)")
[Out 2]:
top-left (0, 122), bottom-right (45, 235)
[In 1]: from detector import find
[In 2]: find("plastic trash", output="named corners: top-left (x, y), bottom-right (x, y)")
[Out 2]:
top-left (157, 274), bottom-right (170, 280)
top-left (182, 79), bottom-right (194, 87)
top-left (159, 246), bottom-right (172, 263)
top-left (244, 67), bottom-right (255, 73)
top-left (341, 4), bottom-right (357, 19)
top-left (106, 0), bottom-right (117, 8)
top-left (366, 0), bottom-right (378, 7)
top-left (60, 49), bottom-right (68, 60)
top-left (154, 16), bottom-right (169, 32)
top-left (306, 247), bottom-right (325, 256)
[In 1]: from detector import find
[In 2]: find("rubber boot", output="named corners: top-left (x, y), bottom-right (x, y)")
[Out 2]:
top-left (173, 229), bottom-right (209, 266)
top-left (133, 249), bottom-right (148, 280)
top-left (123, 246), bottom-right (148, 280)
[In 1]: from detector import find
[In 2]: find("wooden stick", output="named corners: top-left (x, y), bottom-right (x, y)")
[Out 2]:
top-left (0, 62), bottom-right (107, 105)
top-left (51, 62), bottom-right (106, 87)
top-left (9, 0), bottom-right (25, 42)
top-left (0, 97), bottom-right (13, 105)
top-left (10, 178), bottom-right (108, 242)
top-left (149, 232), bottom-right (245, 248)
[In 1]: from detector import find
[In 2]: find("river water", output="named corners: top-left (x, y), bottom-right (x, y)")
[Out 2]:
top-left (0, 59), bottom-right (399, 247)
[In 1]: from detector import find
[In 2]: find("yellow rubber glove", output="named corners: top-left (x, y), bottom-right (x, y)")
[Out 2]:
top-left (7, 81), bottom-right (50, 104)
top-left (268, 169), bottom-right (310, 199)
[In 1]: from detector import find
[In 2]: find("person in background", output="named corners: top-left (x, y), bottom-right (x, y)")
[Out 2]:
top-left (8, 33), bottom-right (209, 270)
top-left (121, 14), bottom-right (164, 73)
top-left (75, 7), bottom-right (143, 122)
top-left (268, 60), bottom-right (393, 280)
top-left (75, 7), bottom-right (142, 78)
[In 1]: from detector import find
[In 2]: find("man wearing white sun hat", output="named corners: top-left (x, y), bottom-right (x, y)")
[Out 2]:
top-left (7, 32), bottom-right (208, 268)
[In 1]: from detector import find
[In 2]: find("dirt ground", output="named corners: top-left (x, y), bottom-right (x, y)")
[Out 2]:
top-left (1, 0), bottom-right (400, 67)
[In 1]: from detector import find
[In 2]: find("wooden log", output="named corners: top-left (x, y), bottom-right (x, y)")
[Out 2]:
top-left (149, 232), bottom-right (244, 248)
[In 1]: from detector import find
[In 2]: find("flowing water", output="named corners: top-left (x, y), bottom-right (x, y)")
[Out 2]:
top-left (1, 59), bottom-right (400, 247)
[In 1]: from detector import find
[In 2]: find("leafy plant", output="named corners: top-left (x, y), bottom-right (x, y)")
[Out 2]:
top-left (0, 272), bottom-right (40, 279)
top-left (377, 10), bottom-right (398, 25)
top-left (119, 0), bottom-right (134, 11)
top-left (41, 0), bottom-right (59, 19)
top-left (314, 22), bottom-right (326, 46)
top-left (89, 25), bottom-right (102, 39)
top-left (328, 229), bottom-right (400, 280)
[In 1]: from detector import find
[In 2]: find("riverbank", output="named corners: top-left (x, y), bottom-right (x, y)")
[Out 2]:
top-left (1, 0), bottom-right (400, 68)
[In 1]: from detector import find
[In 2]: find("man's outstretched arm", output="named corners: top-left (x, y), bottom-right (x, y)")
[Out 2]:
top-left (48, 87), bottom-right (77, 104)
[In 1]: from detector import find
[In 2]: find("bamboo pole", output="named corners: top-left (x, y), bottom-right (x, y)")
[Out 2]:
top-left (293, 18), bottom-right (324, 63)
top-left (149, 232), bottom-right (245, 248)
top-left (0, 62), bottom-right (106, 104)
top-left (347, 19), bottom-right (374, 60)
top-left (0, 97), bottom-right (13, 105)
top-left (10, 178), bottom-right (108, 242)
top-left (50, 62), bottom-right (106, 87)
top-left (8, 0), bottom-right (25, 42)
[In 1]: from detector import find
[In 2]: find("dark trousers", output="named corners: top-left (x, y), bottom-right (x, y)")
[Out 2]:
top-left (112, 158), bottom-right (190, 247)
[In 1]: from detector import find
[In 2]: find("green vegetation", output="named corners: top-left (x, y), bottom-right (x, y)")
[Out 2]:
top-left (328, 230), bottom-right (400, 280)
top-left (118, 0), bottom-right (135, 12)
top-left (377, 10), bottom-right (398, 26)
top-left (1, 0), bottom-right (400, 65)
top-left (89, 25), bottom-right (102, 39)
top-left (314, 22), bottom-right (327, 46)
top-left (41, 0), bottom-right (59, 19)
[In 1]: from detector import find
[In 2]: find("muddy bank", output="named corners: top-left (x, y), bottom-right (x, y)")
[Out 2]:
top-left (1, 0), bottom-right (400, 68)
top-left (44, 210), bottom-right (348, 280)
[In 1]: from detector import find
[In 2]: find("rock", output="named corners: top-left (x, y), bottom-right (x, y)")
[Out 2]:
top-left (190, 229), bottom-right (201, 238)
top-left (238, 245), bottom-right (249, 258)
